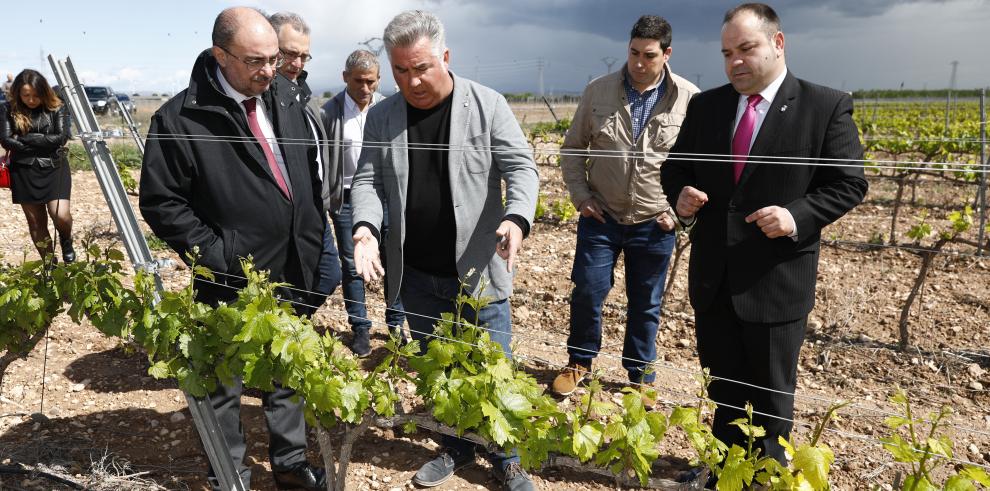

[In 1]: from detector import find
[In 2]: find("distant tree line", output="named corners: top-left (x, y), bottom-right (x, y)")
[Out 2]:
top-left (852, 88), bottom-right (986, 99)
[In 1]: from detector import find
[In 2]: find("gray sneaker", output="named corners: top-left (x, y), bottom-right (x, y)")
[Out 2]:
top-left (493, 462), bottom-right (534, 491)
top-left (412, 448), bottom-right (475, 487)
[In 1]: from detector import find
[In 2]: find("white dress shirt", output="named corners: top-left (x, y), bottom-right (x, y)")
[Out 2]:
top-left (732, 68), bottom-right (787, 149)
top-left (731, 68), bottom-right (797, 238)
top-left (216, 67), bottom-right (292, 195)
top-left (342, 92), bottom-right (372, 190)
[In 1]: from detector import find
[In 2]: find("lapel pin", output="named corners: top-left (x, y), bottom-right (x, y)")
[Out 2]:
top-left (780, 104), bottom-right (788, 112)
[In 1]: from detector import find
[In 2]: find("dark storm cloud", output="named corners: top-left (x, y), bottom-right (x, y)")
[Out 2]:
top-left (451, 0), bottom-right (942, 43)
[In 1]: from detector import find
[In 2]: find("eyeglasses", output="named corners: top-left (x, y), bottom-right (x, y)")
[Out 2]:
top-left (218, 45), bottom-right (285, 70)
top-left (280, 49), bottom-right (313, 63)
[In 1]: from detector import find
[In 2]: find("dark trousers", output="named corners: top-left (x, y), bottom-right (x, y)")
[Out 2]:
top-left (567, 214), bottom-right (675, 382)
top-left (330, 196), bottom-right (405, 331)
top-left (313, 221), bottom-right (342, 305)
top-left (694, 276), bottom-right (806, 463)
top-left (206, 377), bottom-right (308, 489)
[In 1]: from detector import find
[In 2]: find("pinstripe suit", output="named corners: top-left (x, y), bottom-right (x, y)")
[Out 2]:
top-left (661, 71), bottom-right (867, 461)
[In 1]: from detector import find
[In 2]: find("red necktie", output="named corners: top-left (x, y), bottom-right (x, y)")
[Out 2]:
top-left (731, 94), bottom-right (763, 184)
top-left (242, 98), bottom-right (291, 200)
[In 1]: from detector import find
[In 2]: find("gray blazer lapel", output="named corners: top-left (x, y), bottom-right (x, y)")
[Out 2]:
top-left (448, 72), bottom-right (472, 197)
top-left (389, 98), bottom-right (410, 207)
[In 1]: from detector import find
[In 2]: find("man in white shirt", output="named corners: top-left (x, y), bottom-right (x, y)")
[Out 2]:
top-left (661, 2), bottom-right (866, 463)
top-left (321, 50), bottom-right (405, 357)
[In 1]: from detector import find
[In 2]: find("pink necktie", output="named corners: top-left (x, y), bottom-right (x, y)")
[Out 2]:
top-left (731, 94), bottom-right (763, 184)
top-left (242, 98), bottom-right (291, 200)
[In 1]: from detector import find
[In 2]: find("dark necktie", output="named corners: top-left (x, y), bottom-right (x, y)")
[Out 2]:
top-left (242, 97), bottom-right (291, 200)
top-left (731, 94), bottom-right (763, 184)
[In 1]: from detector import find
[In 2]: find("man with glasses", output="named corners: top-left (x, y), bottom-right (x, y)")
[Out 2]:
top-left (321, 49), bottom-right (407, 357)
top-left (139, 7), bottom-right (327, 491)
top-left (270, 11), bottom-right (343, 320)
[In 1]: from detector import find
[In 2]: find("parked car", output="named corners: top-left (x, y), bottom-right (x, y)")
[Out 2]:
top-left (115, 93), bottom-right (136, 114)
top-left (84, 85), bottom-right (116, 115)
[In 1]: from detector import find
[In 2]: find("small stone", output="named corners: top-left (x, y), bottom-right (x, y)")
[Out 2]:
top-left (382, 476), bottom-right (392, 483)
top-left (910, 357), bottom-right (919, 365)
top-left (150, 420), bottom-right (160, 428)
top-left (171, 440), bottom-right (182, 447)
top-left (969, 381), bottom-right (984, 391)
top-left (169, 412), bottom-right (186, 423)
top-left (71, 383), bottom-right (85, 392)
top-left (371, 456), bottom-right (382, 464)
top-left (968, 364), bottom-right (986, 378)
top-left (857, 333), bottom-right (872, 343)
top-left (808, 319), bottom-right (823, 331)
top-left (968, 444), bottom-right (979, 454)
top-left (677, 338), bottom-right (691, 348)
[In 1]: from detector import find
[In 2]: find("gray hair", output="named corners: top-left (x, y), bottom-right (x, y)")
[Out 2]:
top-left (345, 50), bottom-right (380, 73)
top-left (212, 7), bottom-right (268, 49)
top-left (383, 10), bottom-right (446, 58)
top-left (269, 11), bottom-right (310, 36)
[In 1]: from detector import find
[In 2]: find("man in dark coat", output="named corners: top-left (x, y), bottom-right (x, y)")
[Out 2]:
top-left (139, 7), bottom-right (326, 490)
top-left (270, 10), bottom-right (342, 310)
top-left (661, 3), bottom-right (868, 463)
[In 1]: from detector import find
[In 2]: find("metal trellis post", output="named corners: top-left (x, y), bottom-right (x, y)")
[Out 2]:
top-left (48, 55), bottom-right (246, 491)
top-left (978, 88), bottom-right (987, 255)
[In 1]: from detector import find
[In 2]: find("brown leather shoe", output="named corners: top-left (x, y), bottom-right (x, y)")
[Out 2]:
top-left (551, 362), bottom-right (590, 396)
top-left (639, 385), bottom-right (658, 410)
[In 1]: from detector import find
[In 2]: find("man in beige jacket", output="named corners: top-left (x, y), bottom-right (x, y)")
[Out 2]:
top-left (552, 14), bottom-right (698, 400)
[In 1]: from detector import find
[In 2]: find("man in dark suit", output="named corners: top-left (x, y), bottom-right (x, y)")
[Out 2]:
top-left (661, 3), bottom-right (867, 462)
top-left (270, 10), bottom-right (342, 311)
top-left (139, 7), bottom-right (327, 490)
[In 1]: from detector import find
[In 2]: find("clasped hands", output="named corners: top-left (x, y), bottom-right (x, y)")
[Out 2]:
top-left (675, 186), bottom-right (796, 238)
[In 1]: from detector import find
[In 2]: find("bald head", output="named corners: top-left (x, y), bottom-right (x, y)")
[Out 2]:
top-left (211, 7), bottom-right (280, 97)
top-left (213, 7), bottom-right (276, 50)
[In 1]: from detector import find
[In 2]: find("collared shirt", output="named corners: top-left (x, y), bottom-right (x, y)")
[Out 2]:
top-left (623, 67), bottom-right (667, 142)
top-left (342, 92), bottom-right (372, 189)
top-left (216, 67), bottom-right (292, 195)
top-left (732, 68), bottom-right (787, 150)
top-left (732, 68), bottom-right (797, 238)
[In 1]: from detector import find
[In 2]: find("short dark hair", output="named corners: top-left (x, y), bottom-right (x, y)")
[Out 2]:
top-left (723, 3), bottom-right (781, 39)
top-left (629, 15), bottom-right (672, 50)
top-left (212, 7), bottom-right (268, 49)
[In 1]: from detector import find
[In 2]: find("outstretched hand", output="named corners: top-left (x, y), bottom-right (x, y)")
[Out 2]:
top-left (353, 226), bottom-right (385, 282)
top-left (495, 220), bottom-right (524, 273)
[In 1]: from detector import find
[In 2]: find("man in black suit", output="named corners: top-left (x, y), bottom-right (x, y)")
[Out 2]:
top-left (661, 3), bottom-right (867, 462)
top-left (139, 7), bottom-right (327, 490)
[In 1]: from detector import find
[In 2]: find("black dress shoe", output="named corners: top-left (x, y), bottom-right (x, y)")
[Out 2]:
top-left (60, 238), bottom-right (76, 264)
top-left (272, 463), bottom-right (327, 490)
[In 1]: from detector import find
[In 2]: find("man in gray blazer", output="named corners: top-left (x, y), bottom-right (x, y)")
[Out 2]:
top-left (321, 50), bottom-right (406, 357)
top-left (350, 11), bottom-right (538, 491)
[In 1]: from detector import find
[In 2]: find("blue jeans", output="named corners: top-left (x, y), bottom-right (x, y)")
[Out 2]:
top-left (399, 266), bottom-right (519, 470)
top-left (330, 199), bottom-right (405, 332)
top-left (313, 222), bottom-right (342, 309)
top-left (567, 214), bottom-right (675, 383)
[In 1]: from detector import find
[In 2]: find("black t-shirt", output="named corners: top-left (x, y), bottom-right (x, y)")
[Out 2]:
top-left (403, 93), bottom-right (457, 277)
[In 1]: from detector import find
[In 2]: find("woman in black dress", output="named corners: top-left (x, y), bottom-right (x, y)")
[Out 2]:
top-left (1, 69), bottom-right (75, 262)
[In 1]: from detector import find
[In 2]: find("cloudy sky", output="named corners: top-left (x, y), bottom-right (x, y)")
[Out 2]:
top-left (3, 0), bottom-right (988, 96)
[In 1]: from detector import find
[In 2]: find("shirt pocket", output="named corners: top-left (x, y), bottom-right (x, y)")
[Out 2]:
top-left (650, 112), bottom-right (686, 150)
top-left (590, 104), bottom-right (620, 146)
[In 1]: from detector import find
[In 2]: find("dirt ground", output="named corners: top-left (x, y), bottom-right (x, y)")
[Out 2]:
top-left (1, 103), bottom-right (989, 490)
